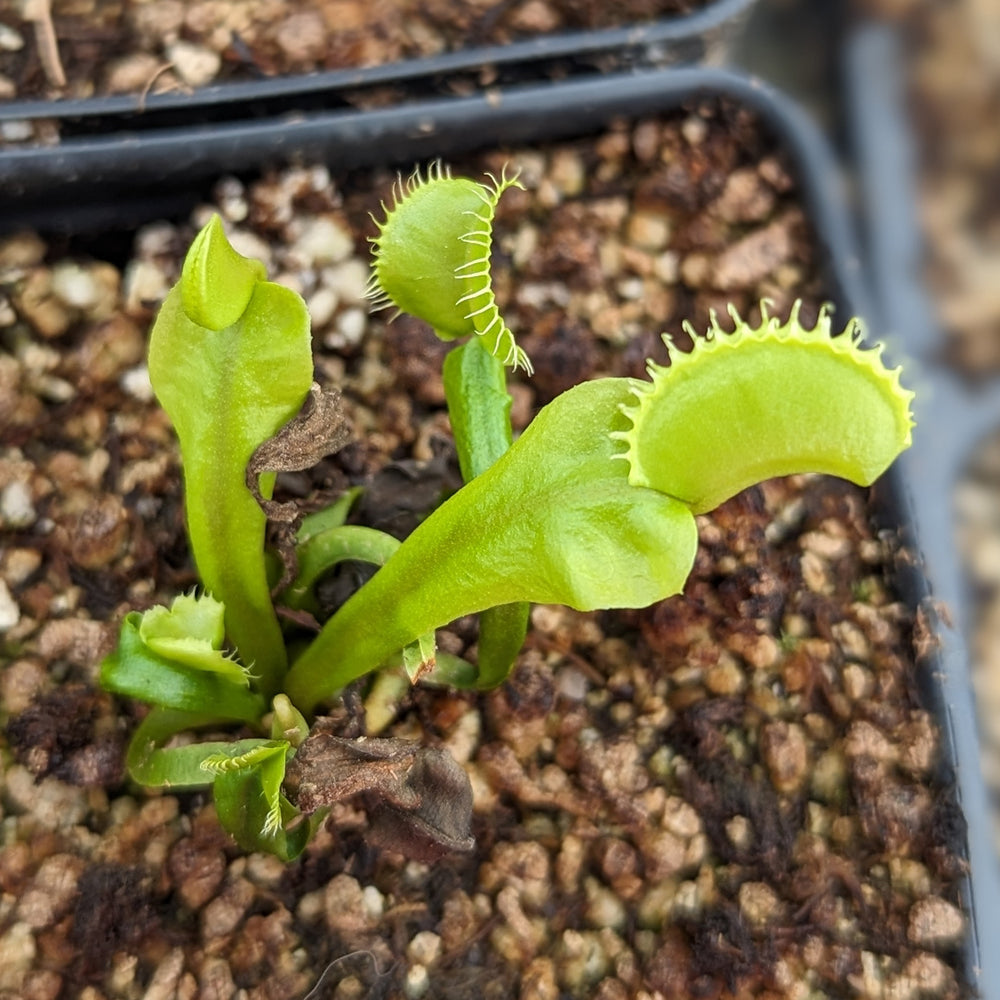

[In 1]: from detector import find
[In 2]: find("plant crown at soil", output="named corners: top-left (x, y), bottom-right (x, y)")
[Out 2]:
top-left (99, 167), bottom-right (915, 859)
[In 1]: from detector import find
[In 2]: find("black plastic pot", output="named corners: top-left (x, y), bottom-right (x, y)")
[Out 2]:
top-left (0, 0), bottom-right (756, 181)
top-left (7, 63), bottom-right (997, 993)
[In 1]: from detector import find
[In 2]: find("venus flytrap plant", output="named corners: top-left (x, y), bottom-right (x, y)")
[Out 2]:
top-left (101, 166), bottom-right (915, 860)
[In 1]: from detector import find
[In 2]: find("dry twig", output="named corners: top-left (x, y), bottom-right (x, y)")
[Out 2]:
top-left (21, 0), bottom-right (66, 88)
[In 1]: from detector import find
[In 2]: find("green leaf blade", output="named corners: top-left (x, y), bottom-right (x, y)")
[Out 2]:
top-left (148, 231), bottom-right (313, 693)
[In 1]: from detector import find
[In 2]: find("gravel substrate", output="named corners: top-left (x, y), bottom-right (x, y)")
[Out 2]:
top-left (0, 101), bottom-right (970, 998)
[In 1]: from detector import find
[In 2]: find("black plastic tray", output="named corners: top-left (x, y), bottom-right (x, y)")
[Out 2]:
top-left (0, 1), bottom-right (758, 226)
top-left (0, 0), bottom-right (755, 147)
top-left (8, 63), bottom-right (997, 993)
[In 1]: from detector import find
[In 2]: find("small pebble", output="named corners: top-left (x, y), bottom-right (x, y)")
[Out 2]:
top-left (844, 720), bottom-right (898, 764)
top-left (902, 952), bottom-right (950, 994)
top-left (406, 931), bottom-right (441, 967)
top-left (3, 766), bottom-right (90, 828)
top-left (123, 260), bottom-right (171, 312)
top-left (626, 211), bottom-right (671, 251)
top-left (711, 167), bottom-right (776, 224)
top-left (842, 662), bottom-right (874, 701)
top-left (0, 23), bottom-right (24, 51)
top-left (295, 216), bottom-right (354, 265)
top-left (704, 654), bottom-right (745, 695)
top-left (811, 749), bottom-right (848, 803)
top-left (3, 546), bottom-right (42, 586)
top-left (1, 480), bottom-right (36, 528)
top-left (68, 494), bottom-right (130, 569)
top-left (725, 815), bottom-right (752, 850)
top-left (130, 0), bottom-right (185, 45)
top-left (738, 881), bottom-right (783, 927)
top-left (336, 306), bottom-right (367, 346)
top-left (324, 259), bottom-right (369, 304)
top-left (104, 53), bottom-right (166, 95)
top-left (0, 579), bottom-right (19, 630)
top-left (15, 269), bottom-right (72, 339)
top-left (361, 884), bottom-right (385, 922)
top-left (121, 365), bottom-right (154, 401)
top-left (0, 230), bottom-right (46, 269)
top-left (275, 10), bottom-right (329, 65)
top-left (681, 115), bottom-right (708, 145)
top-left (661, 797), bottom-right (701, 839)
top-left (557, 929), bottom-right (611, 992)
top-left (16, 854), bottom-right (85, 929)
top-left (201, 878), bottom-right (254, 939)
top-left (307, 287), bottom-right (339, 329)
top-left (0, 120), bottom-right (33, 143)
top-left (520, 957), bottom-right (559, 1000)
top-left (712, 217), bottom-right (794, 289)
top-left (166, 40), bottom-right (221, 88)
top-left (760, 721), bottom-right (809, 793)
top-left (403, 964), bottom-right (430, 999)
top-left (50, 262), bottom-right (102, 312)
top-left (142, 948), bottom-right (185, 1000)
top-left (548, 149), bottom-right (586, 197)
top-left (907, 897), bottom-right (966, 949)
top-left (0, 922), bottom-right (35, 992)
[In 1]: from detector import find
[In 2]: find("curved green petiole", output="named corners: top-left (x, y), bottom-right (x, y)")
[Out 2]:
top-left (125, 707), bottom-right (255, 789)
top-left (125, 706), bottom-right (317, 860)
top-left (442, 337), bottom-right (530, 688)
top-left (282, 520), bottom-right (443, 683)
top-left (282, 524), bottom-right (402, 615)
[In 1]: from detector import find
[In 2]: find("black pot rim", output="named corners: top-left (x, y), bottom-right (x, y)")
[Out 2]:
top-left (0, 0), bottom-right (756, 128)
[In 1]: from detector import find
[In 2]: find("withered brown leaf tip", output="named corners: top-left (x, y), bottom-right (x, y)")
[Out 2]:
top-left (246, 382), bottom-right (352, 524)
top-left (284, 732), bottom-right (474, 862)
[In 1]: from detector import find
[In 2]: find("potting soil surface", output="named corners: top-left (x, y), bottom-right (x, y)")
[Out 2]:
top-left (0, 99), bottom-right (972, 998)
